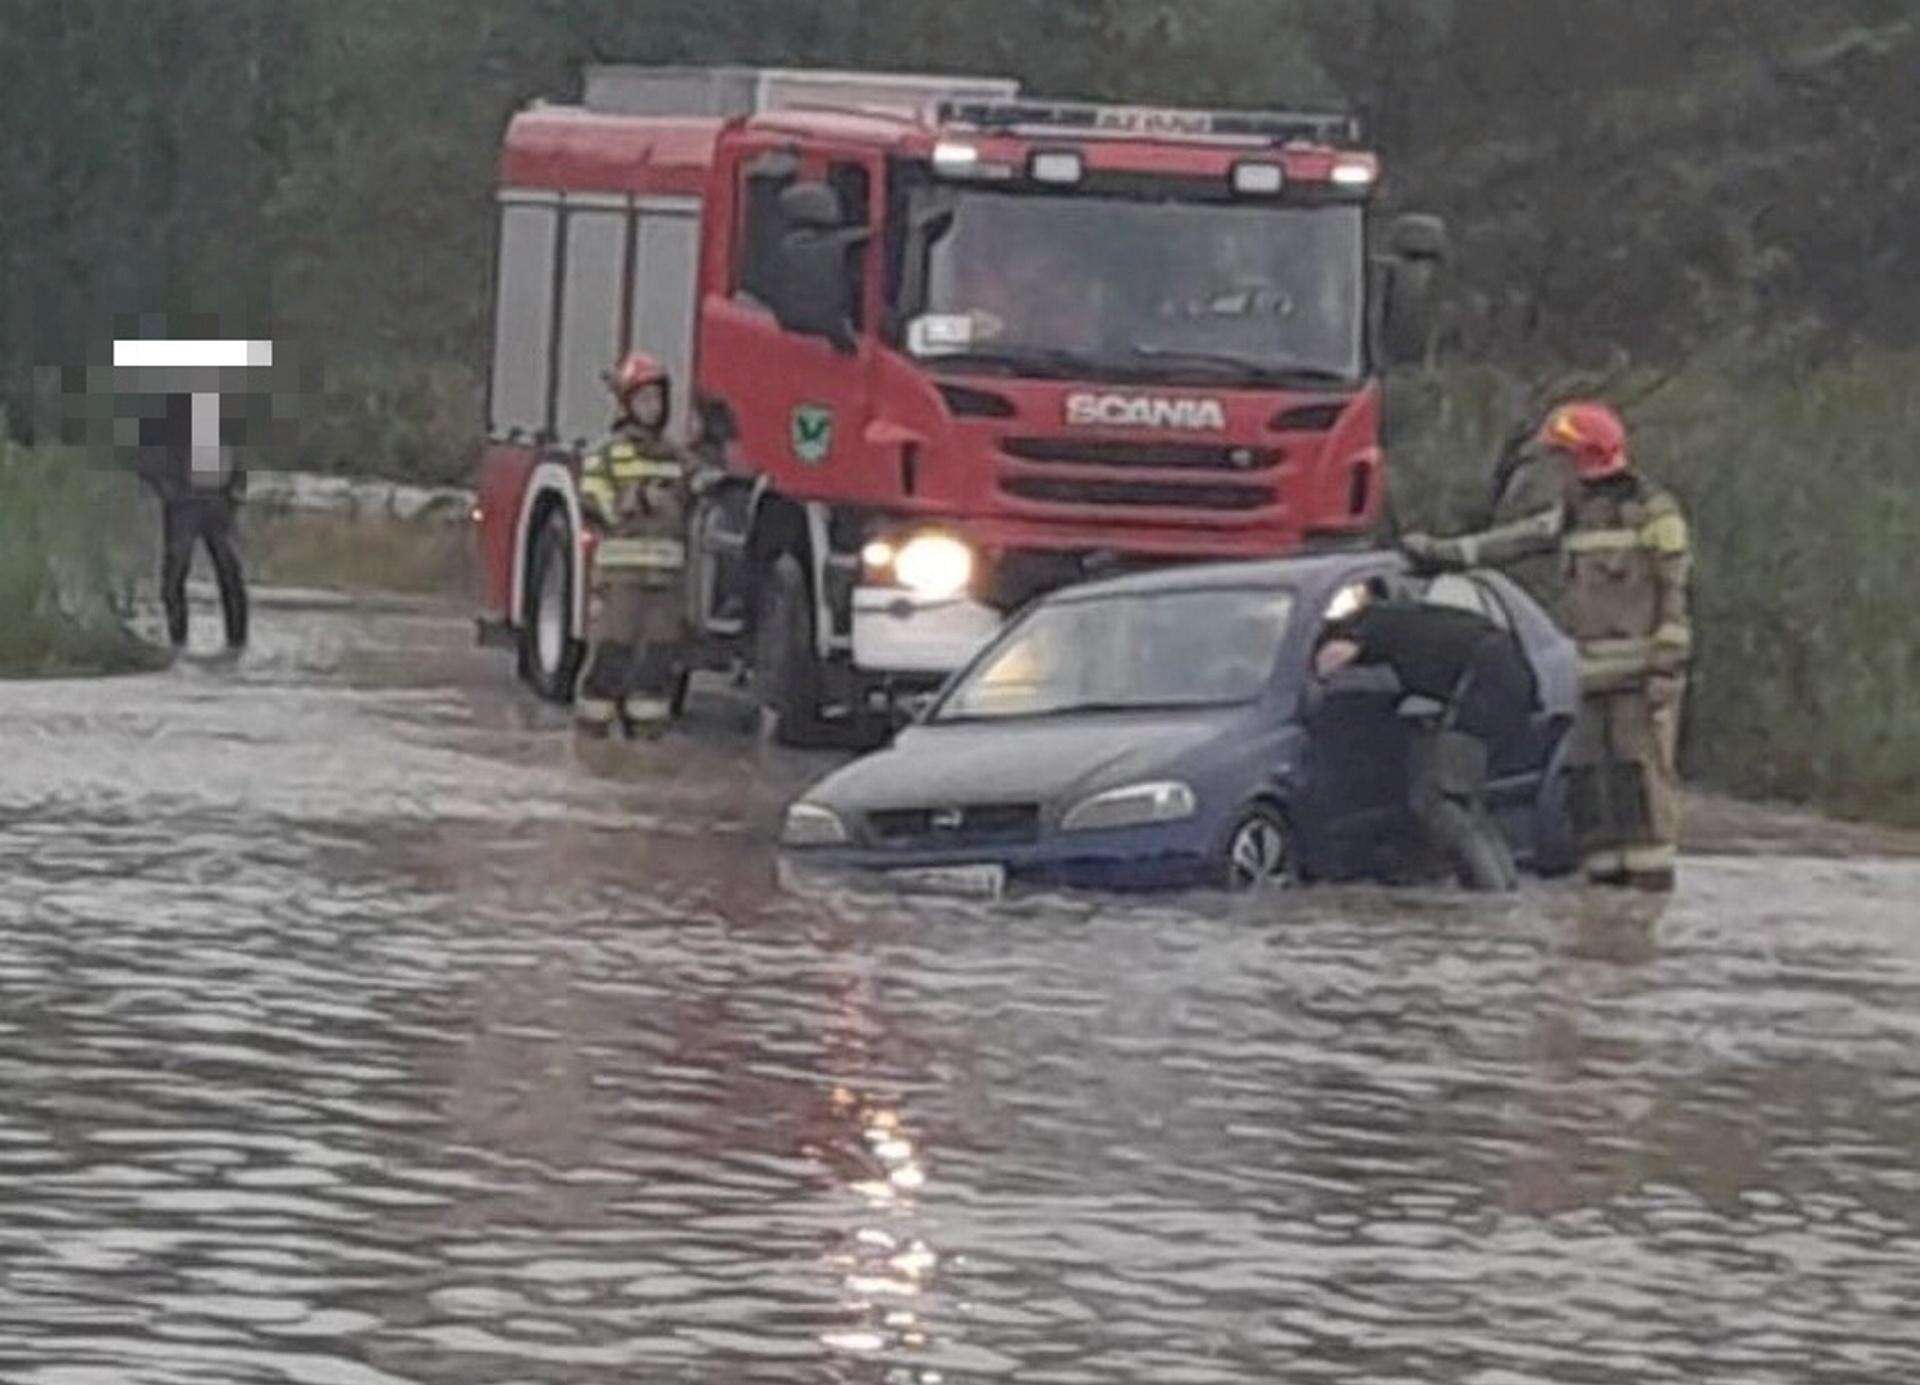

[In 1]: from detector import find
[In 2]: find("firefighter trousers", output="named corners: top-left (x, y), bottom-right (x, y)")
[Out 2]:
top-left (576, 534), bottom-right (687, 736)
top-left (1568, 674), bottom-right (1685, 884)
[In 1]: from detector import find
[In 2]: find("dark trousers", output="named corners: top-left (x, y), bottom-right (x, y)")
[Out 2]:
top-left (1407, 726), bottom-right (1518, 892)
top-left (1409, 641), bottom-right (1534, 892)
top-left (161, 496), bottom-right (248, 649)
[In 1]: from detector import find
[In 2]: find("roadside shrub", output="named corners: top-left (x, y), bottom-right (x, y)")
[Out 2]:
top-left (0, 439), bottom-right (166, 676)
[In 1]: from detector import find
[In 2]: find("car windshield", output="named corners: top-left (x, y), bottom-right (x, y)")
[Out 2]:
top-left (905, 189), bottom-right (1364, 385)
top-left (937, 588), bottom-right (1296, 721)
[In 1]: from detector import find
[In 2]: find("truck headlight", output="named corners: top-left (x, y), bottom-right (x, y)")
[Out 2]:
top-left (782, 803), bottom-right (850, 848)
top-left (1060, 781), bottom-right (1198, 833)
top-left (892, 534), bottom-right (974, 601)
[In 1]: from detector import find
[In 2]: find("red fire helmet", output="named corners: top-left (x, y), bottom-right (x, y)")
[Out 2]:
top-left (1538, 401), bottom-right (1629, 480)
top-left (607, 351), bottom-right (667, 406)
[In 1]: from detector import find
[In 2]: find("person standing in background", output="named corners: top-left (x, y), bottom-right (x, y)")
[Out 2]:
top-left (135, 391), bottom-right (248, 653)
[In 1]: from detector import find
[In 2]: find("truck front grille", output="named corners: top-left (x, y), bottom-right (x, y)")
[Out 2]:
top-left (1001, 476), bottom-right (1276, 512)
top-left (1001, 438), bottom-right (1281, 472)
top-left (866, 803), bottom-right (1041, 849)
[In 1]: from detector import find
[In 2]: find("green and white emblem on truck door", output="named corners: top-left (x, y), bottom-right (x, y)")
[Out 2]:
top-left (791, 404), bottom-right (834, 465)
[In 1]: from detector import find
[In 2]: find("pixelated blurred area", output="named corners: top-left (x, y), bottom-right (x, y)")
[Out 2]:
top-left (37, 312), bottom-right (320, 475)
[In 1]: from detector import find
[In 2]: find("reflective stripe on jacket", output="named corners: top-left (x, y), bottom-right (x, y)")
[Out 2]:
top-left (1562, 477), bottom-right (1692, 677)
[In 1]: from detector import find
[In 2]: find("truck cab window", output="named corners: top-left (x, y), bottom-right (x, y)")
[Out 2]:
top-left (736, 152), bottom-right (798, 310)
top-left (826, 162), bottom-right (871, 331)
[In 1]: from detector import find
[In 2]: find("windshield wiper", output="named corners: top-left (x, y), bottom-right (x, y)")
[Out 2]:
top-left (1131, 345), bottom-right (1354, 388)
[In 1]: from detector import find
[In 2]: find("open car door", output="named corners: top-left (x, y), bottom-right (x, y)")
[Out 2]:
top-left (1297, 570), bottom-right (1415, 879)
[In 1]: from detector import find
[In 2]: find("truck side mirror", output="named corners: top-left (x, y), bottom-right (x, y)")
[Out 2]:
top-left (1378, 257), bottom-right (1436, 366)
top-left (1388, 213), bottom-right (1449, 264)
top-left (1375, 215), bottom-right (1448, 367)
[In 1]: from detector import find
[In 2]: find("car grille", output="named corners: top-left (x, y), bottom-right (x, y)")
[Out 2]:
top-left (866, 803), bottom-right (1042, 849)
top-left (1001, 438), bottom-right (1282, 473)
top-left (1001, 476), bottom-right (1276, 511)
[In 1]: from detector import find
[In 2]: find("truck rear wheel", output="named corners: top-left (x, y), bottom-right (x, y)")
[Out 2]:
top-left (519, 508), bottom-right (584, 704)
top-left (754, 553), bottom-right (830, 747)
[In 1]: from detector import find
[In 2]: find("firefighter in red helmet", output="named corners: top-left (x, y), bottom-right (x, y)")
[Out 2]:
top-left (574, 352), bottom-right (694, 738)
top-left (1404, 401), bottom-right (1693, 891)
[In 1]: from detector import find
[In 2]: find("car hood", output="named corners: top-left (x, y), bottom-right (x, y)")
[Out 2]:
top-left (808, 706), bottom-right (1260, 815)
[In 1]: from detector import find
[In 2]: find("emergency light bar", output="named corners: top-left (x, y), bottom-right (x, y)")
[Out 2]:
top-left (935, 99), bottom-right (1362, 148)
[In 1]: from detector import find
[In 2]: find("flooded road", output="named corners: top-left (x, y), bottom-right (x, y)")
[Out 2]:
top-left (3, 593), bottom-right (1918, 1383)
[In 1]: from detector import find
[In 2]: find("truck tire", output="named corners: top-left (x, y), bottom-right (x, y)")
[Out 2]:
top-left (754, 553), bottom-right (830, 747)
top-left (519, 508), bottom-right (584, 704)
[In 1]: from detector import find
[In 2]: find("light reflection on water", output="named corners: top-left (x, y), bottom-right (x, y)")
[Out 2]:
top-left (0, 600), bottom-right (1917, 1382)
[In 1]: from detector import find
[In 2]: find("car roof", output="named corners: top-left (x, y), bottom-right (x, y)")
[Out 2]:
top-left (1047, 550), bottom-right (1408, 604)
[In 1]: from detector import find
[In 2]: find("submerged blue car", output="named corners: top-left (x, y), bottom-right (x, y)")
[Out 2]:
top-left (780, 552), bottom-right (1580, 895)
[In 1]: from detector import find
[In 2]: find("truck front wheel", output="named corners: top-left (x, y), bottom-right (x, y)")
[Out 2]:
top-left (519, 508), bottom-right (584, 704)
top-left (754, 553), bottom-right (830, 747)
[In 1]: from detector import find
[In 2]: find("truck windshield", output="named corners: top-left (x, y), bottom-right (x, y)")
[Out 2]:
top-left (936, 588), bottom-right (1296, 722)
top-left (905, 189), bottom-right (1364, 386)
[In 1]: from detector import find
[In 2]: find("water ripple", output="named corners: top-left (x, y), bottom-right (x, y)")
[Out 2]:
top-left (0, 606), bottom-right (1916, 1381)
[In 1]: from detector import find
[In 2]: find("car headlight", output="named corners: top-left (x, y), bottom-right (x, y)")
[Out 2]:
top-left (891, 534), bottom-right (974, 601)
top-left (782, 803), bottom-right (850, 847)
top-left (1060, 781), bottom-right (1198, 833)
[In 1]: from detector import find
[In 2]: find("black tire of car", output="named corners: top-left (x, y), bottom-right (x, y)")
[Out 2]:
top-left (754, 553), bottom-right (831, 747)
top-left (519, 508), bottom-right (584, 704)
top-left (1216, 803), bottom-right (1298, 891)
top-left (1531, 733), bottom-right (1581, 878)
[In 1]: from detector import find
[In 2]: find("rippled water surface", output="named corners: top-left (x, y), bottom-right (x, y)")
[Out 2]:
top-left (3, 596), bottom-right (1918, 1383)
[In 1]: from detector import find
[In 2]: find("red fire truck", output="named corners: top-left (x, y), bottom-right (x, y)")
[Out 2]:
top-left (473, 66), bottom-right (1445, 742)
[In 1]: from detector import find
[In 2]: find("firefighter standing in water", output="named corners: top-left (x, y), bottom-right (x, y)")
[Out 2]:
top-left (1403, 403), bottom-right (1693, 892)
top-left (574, 353), bottom-right (693, 738)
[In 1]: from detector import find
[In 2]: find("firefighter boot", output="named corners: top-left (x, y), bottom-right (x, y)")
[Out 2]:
top-left (616, 642), bottom-right (682, 740)
top-left (619, 696), bottom-right (673, 739)
top-left (576, 640), bottom-right (634, 738)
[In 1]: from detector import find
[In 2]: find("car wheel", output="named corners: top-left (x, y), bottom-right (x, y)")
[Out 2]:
top-left (754, 552), bottom-right (830, 747)
top-left (1218, 803), bottom-right (1297, 891)
top-left (519, 508), bottom-right (583, 704)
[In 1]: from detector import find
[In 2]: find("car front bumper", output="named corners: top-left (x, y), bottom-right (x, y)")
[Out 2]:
top-left (781, 816), bottom-right (1224, 894)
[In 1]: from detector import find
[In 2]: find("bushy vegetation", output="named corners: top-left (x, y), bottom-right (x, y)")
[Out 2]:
top-left (3, 1), bottom-right (1916, 820)
top-left (1388, 350), bottom-right (1920, 827)
top-left (0, 439), bottom-right (167, 676)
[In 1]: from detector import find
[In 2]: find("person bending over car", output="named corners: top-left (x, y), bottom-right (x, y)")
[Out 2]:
top-left (1314, 581), bottom-right (1536, 892)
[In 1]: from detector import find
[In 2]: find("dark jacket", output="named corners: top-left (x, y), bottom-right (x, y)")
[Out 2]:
top-left (1326, 600), bottom-right (1537, 739)
top-left (134, 394), bottom-right (244, 505)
